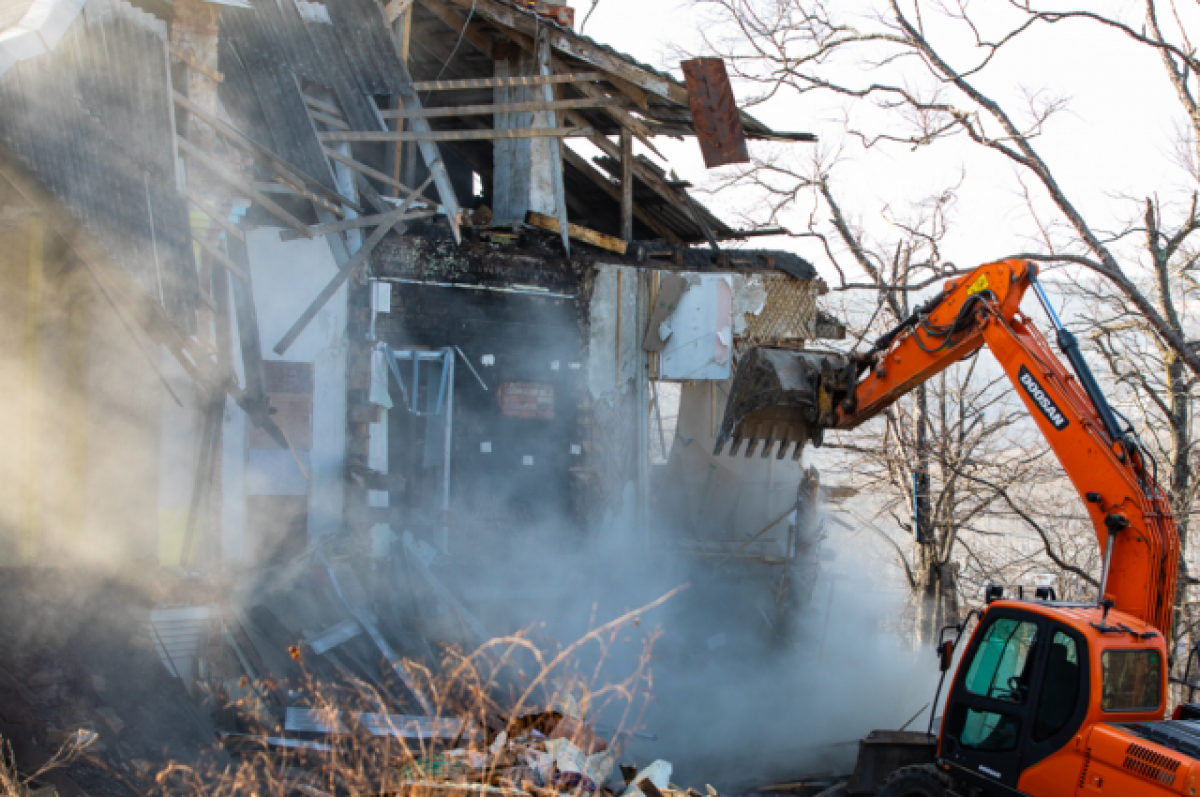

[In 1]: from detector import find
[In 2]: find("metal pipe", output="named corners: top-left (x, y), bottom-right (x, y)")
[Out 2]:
top-left (441, 347), bottom-right (454, 555)
top-left (1029, 273), bottom-right (1126, 444)
top-left (1098, 530), bottom-right (1118, 601)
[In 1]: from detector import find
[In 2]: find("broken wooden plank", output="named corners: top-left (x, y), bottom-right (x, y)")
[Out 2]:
top-left (380, 96), bottom-right (620, 119)
top-left (169, 45), bottom-right (224, 84)
top-left (525, 210), bottom-right (628, 254)
top-left (177, 136), bottom-right (314, 239)
top-left (275, 176), bottom-right (434, 355)
top-left (302, 93), bottom-right (343, 119)
top-left (393, 60), bottom-right (463, 244)
top-left (318, 126), bottom-right (592, 143)
top-left (442, 0), bottom-right (688, 103)
top-left (183, 186), bottom-right (244, 242)
top-left (308, 109), bottom-right (350, 131)
top-left (384, 0), bottom-right (417, 22)
top-left (192, 233), bottom-right (249, 282)
top-left (560, 146), bottom-right (682, 244)
top-left (620, 126), bottom-right (634, 242)
top-left (322, 147), bottom-right (429, 202)
top-left (173, 91), bottom-right (351, 215)
top-left (411, 72), bottom-right (604, 91)
top-left (279, 210), bottom-right (436, 241)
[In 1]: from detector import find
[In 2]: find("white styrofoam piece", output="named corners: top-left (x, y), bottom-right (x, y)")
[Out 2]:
top-left (659, 275), bottom-right (734, 381)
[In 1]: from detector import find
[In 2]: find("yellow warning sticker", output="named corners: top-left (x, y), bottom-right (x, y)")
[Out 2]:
top-left (965, 274), bottom-right (990, 296)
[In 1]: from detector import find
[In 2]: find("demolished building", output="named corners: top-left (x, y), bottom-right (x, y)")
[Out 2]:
top-left (0, 0), bottom-right (848, 787)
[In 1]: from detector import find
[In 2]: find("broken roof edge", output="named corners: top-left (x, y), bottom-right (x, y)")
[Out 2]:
top-left (431, 0), bottom-right (815, 143)
top-left (0, 0), bottom-right (84, 76)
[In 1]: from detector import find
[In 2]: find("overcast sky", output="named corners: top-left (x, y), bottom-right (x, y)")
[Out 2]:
top-left (571, 0), bottom-right (1198, 295)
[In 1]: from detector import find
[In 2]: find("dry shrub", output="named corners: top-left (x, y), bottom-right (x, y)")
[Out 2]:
top-left (153, 587), bottom-right (685, 797)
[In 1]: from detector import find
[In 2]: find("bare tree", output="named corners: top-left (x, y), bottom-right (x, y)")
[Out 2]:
top-left (804, 176), bottom-right (1035, 640)
top-left (690, 0), bottom-right (1200, 381)
top-left (1065, 212), bottom-right (1200, 656)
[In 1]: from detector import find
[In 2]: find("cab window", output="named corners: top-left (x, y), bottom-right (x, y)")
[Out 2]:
top-left (1033, 631), bottom-right (1080, 741)
top-left (964, 618), bottom-right (1039, 704)
top-left (1102, 649), bottom-right (1161, 712)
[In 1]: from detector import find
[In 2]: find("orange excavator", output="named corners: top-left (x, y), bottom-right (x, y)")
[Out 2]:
top-left (718, 258), bottom-right (1193, 796)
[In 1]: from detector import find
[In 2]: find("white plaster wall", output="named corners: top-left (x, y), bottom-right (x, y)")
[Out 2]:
top-left (157, 352), bottom-right (202, 566)
top-left (233, 229), bottom-right (349, 548)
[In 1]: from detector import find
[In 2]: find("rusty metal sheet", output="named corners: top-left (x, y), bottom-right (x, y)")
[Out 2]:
top-left (498, 382), bottom-right (555, 419)
top-left (681, 58), bottom-right (750, 168)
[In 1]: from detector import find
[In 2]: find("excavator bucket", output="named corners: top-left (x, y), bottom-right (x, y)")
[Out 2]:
top-left (715, 348), bottom-right (853, 458)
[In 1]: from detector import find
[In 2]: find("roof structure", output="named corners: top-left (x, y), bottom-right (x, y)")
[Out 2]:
top-left (0, 0), bottom-right (822, 356)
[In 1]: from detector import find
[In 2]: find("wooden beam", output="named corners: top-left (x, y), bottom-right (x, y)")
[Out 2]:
top-left (279, 210), bottom-right (437, 241)
top-left (441, 0), bottom-right (688, 104)
top-left (322, 147), bottom-right (432, 203)
top-left (560, 146), bottom-right (682, 244)
top-left (170, 45), bottom-right (224, 84)
top-left (302, 94), bottom-right (343, 118)
top-left (411, 72), bottom-right (604, 91)
top-left (276, 178), bottom-right (436, 355)
top-left (192, 233), bottom-right (249, 282)
top-left (309, 109), bottom-right (350, 131)
top-left (482, 24), bottom-right (665, 154)
top-left (385, 0), bottom-right (416, 22)
top-left (525, 210), bottom-right (628, 254)
top-left (393, 59), bottom-right (463, 244)
top-left (620, 126), bottom-right (633, 242)
top-left (417, 0), bottom-right (493, 58)
top-left (381, 96), bottom-right (621, 119)
top-left (183, 186), bottom-right (245, 242)
top-left (318, 126), bottom-right (592, 142)
top-left (274, 175), bottom-right (435, 355)
top-left (566, 113), bottom-right (691, 215)
top-left (177, 136), bottom-right (314, 239)
top-left (173, 91), bottom-right (352, 215)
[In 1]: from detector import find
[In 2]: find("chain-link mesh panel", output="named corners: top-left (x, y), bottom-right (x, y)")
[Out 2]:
top-left (738, 274), bottom-right (820, 346)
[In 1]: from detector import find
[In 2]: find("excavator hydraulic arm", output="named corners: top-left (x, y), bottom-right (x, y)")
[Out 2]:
top-left (718, 258), bottom-right (1179, 638)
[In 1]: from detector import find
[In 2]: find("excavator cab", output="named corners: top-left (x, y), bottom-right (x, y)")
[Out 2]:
top-left (850, 597), bottom-right (1173, 796)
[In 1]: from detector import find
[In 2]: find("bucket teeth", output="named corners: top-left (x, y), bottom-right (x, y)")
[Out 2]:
top-left (713, 347), bottom-right (852, 458)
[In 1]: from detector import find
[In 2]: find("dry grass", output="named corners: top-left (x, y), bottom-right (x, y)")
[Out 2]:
top-left (151, 587), bottom-right (686, 797)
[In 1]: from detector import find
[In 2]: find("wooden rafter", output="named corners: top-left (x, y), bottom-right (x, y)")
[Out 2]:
top-left (410, 72), bottom-right (605, 91)
top-left (177, 136), bottom-right (315, 239)
top-left (173, 90), bottom-right (353, 216)
top-left (317, 126), bottom-right (592, 142)
top-left (380, 96), bottom-right (621, 119)
top-left (561, 146), bottom-right (682, 245)
top-left (440, 0), bottom-right (689, 104)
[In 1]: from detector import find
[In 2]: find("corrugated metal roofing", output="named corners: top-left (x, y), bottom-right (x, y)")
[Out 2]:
top-left (0, 0), bottom-right (198, 326)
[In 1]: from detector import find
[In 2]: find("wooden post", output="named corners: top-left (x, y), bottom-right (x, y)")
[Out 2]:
top-left (20, 216), bottom-right (43, 565)
top-left (620, 126), bottom-right (634, 242)
top-left (390, 5), bottom-right (413, 198)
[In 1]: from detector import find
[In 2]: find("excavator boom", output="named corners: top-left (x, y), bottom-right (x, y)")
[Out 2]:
top-left (721, 259), bottom-right (1189, 797)
top-left (839, 258), bottom-right (1178, 636)
top-left (720, 258), bottom-right (1179, 638)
